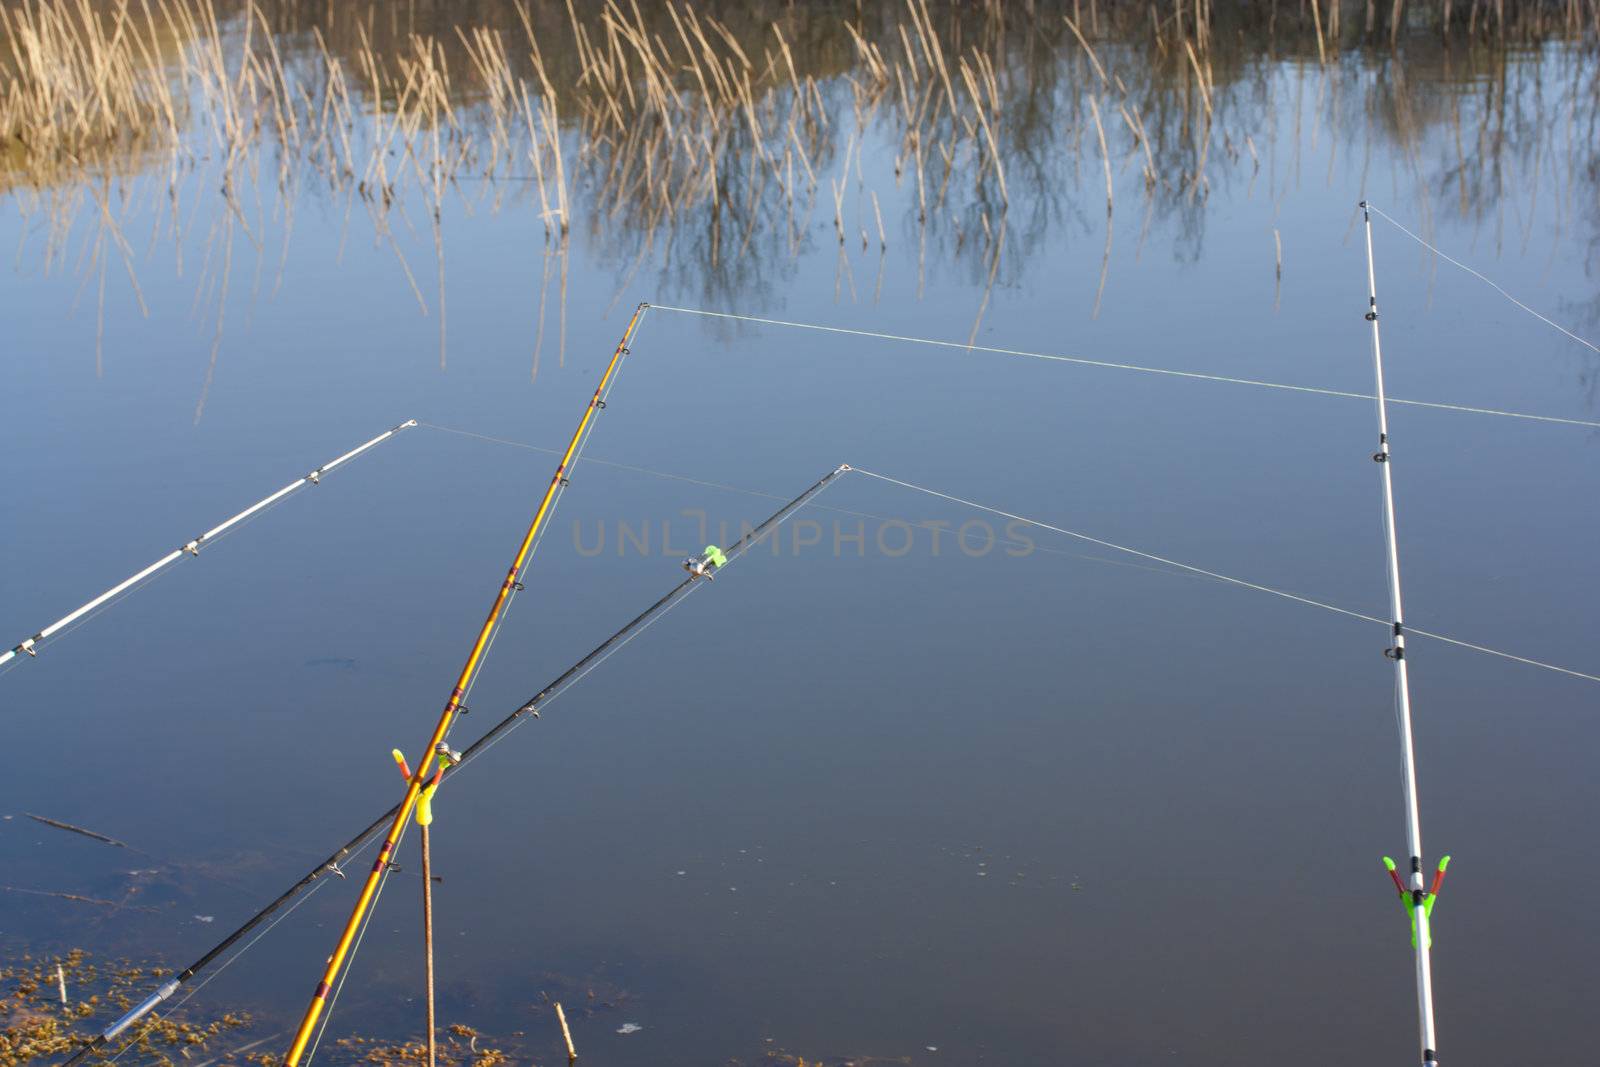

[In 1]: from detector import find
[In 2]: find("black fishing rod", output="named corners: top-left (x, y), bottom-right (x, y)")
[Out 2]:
top-left (65, 463), bottom-right (851, 1066)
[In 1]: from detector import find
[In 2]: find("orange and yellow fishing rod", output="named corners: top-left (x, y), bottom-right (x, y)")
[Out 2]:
top-left (281, 303), bottom-right (650, 1066)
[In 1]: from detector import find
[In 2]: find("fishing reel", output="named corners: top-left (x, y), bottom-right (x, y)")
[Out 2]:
top-left (682, 555), bottom-right (717, 580)
top-left (683, 544), bottom-right (728, 580)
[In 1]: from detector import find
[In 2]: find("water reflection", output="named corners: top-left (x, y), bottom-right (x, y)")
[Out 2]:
top-left (5, 0), bottom-right (1598, 375)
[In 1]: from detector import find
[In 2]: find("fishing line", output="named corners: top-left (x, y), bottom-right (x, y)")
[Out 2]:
top-left (1, 420), bottom-right (418, 674)
top-left (415, 422), bottom-right (1174, 576)
top-left (100, 853), bottom-right (349, 1065)
top-left (22, 484), bottom-right (303, 665)
top-left (0, 558), bottom-right (190, 685)
top-left (8, 454), bottom-right (384, 680)
top-left (447, 309), bottom-right (645, 742)
top-left (849, 467), bottom-right (1600, 686)
top-left (1365, 202), bottom-right (1600, 357)
top-left (650, 304), bottom-right (1600, 429)
top-left (304, 832), bottom-right (404, 1067)
top-left (102, 831), bottom-right (386, 1065)
top-left (461, 570), bottom-right (705, 771)
top-left (418, 421), bottom-right (802, 498)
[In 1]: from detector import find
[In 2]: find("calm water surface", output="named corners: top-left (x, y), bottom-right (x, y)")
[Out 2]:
top-left (2, 5), bottom-right (1598, 1064)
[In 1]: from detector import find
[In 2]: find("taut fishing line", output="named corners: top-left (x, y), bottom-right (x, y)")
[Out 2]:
top-left (445, 311), bottom-right (643, 744)
top-left (459, 583), bottom-right (704, 770)
top-left (1365, 202), bottom-right (1600, 357)
top-left (5, 485), bottom-right (301, 682)
top-left (304, 830), bottom-right (407, 1067)
top-left (100, 840), bottom-right (367, 1064)
top-left (649, 305), bottom-right (1600, 430)
top-left (418, 422), bottom-right (1243, 581)
top-left (849, 467), bottom-right (1600, 686)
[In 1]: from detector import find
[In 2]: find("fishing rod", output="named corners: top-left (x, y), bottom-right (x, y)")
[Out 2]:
top-left (63, 462), bottom-right (850, 1067)
top-left (1, 420), bottom-right (418, 673)
top-left (281, 305), bottom-right (652, 1066)
top-left (1360, 201), bottom-right (1446, 1067)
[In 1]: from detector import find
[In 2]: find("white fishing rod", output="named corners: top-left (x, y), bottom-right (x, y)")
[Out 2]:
top-left (1360, 201), bottom-right (1445, 1066)
top-left (1, 419), bottom-right (417, 672)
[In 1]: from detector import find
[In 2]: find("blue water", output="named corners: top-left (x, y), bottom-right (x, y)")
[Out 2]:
top-left (2, 31), bottom-right (1598, 1067)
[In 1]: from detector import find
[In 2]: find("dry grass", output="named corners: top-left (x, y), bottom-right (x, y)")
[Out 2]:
top-left (0, 1), bottom-right (184, 160)
top-left (1, 0), bottom-right (1596, 344)
top-left (4, 1), bottom-right (1596, 193)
